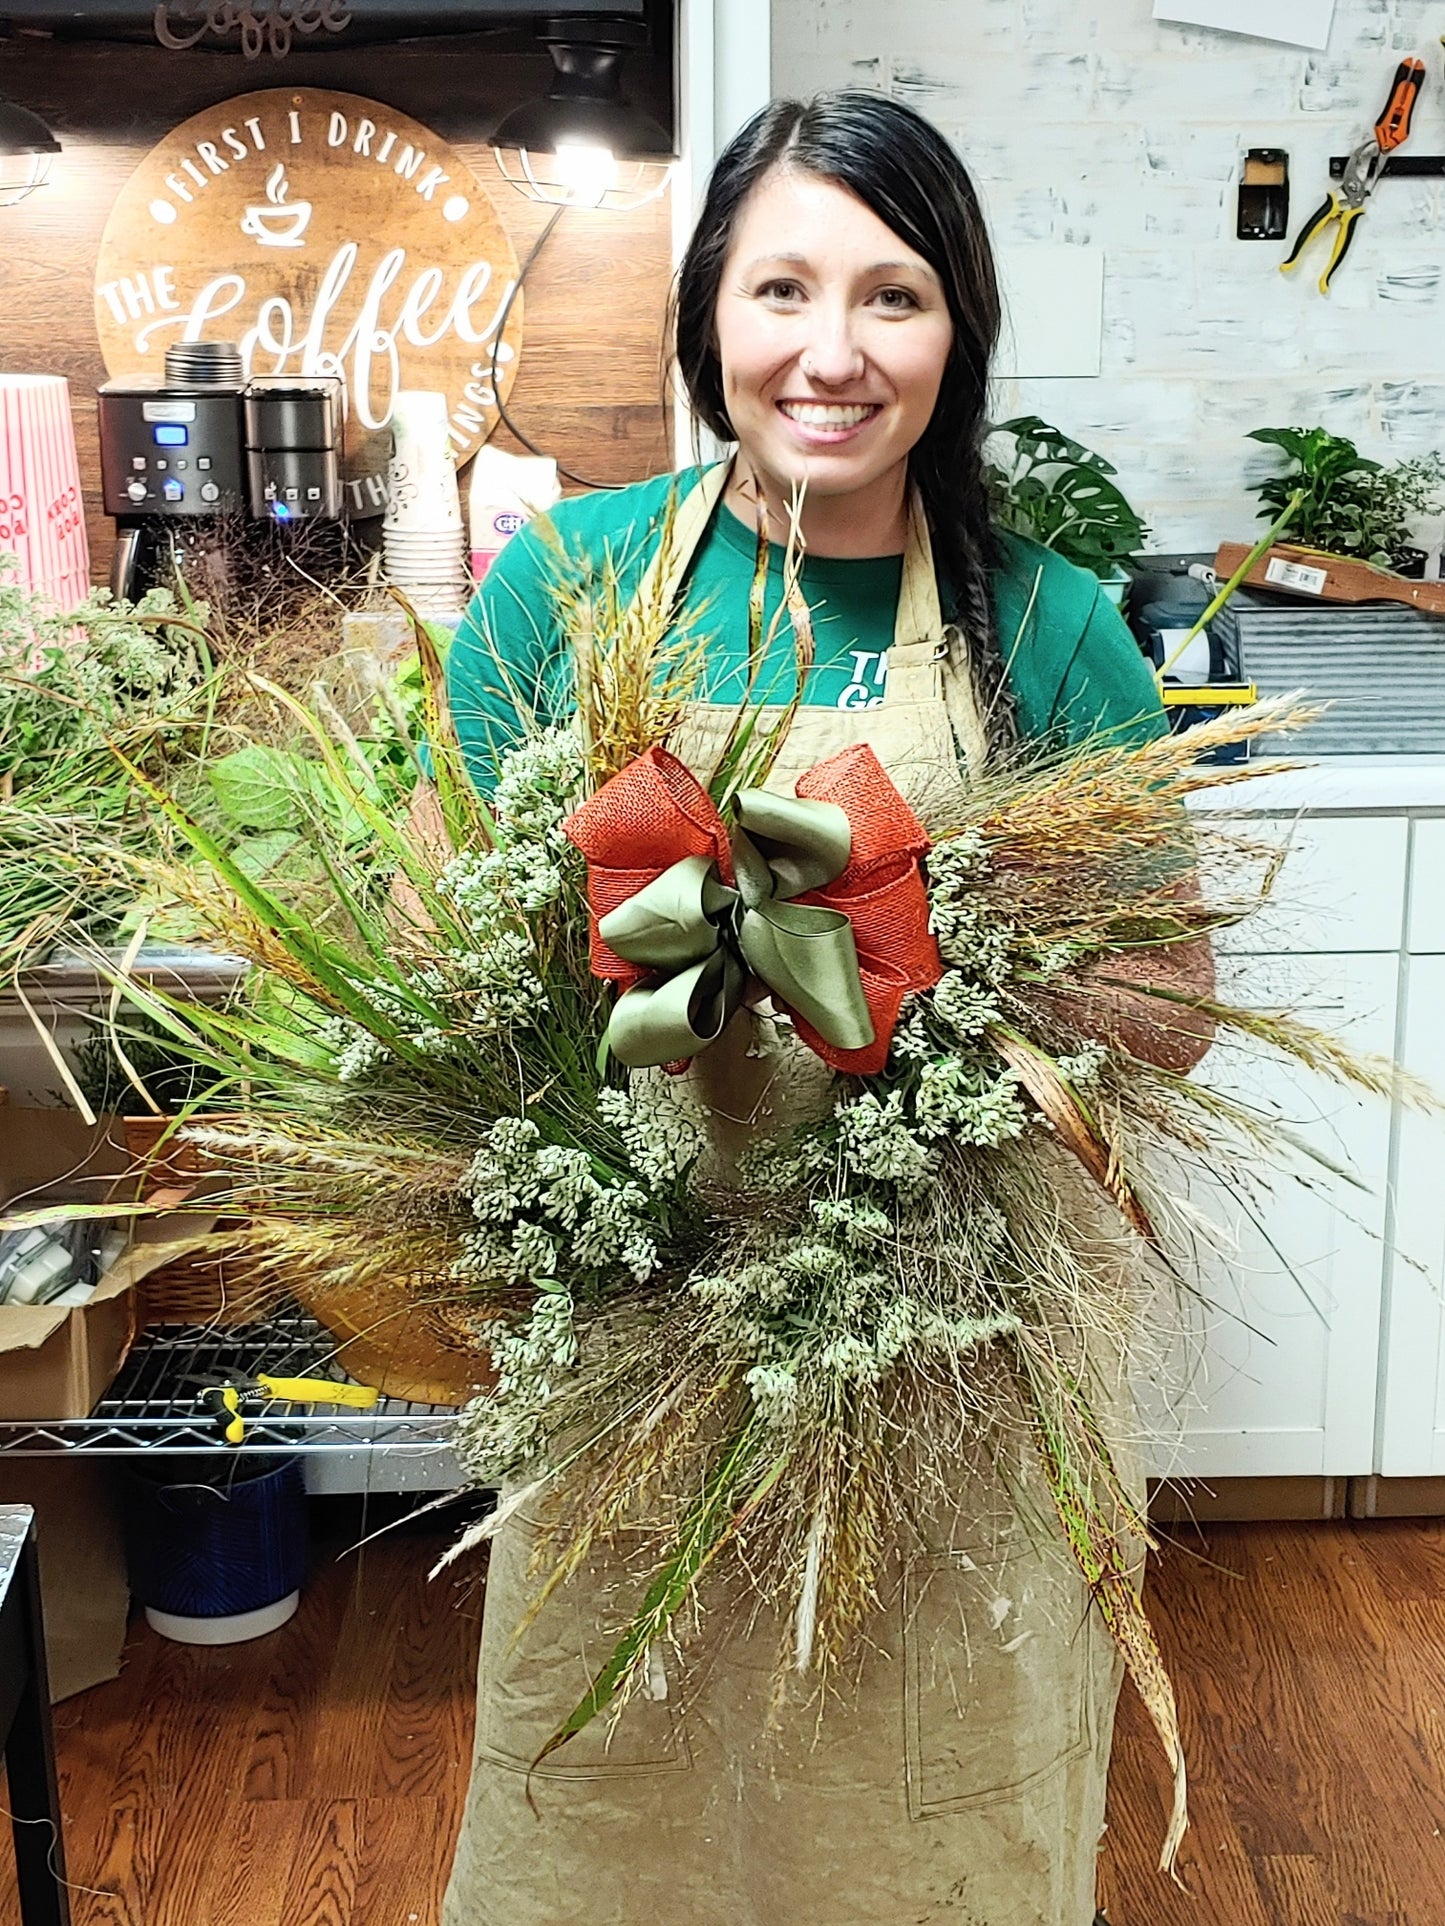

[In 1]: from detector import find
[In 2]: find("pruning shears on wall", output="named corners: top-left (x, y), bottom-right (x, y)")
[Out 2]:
top-left (1282, 57), bottom-right (1426, 293)
top-left (190, 1371), bottom-right (380, 1446)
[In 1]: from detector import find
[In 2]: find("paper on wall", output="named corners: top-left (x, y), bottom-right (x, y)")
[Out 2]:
top-left (1152, 0), bottom-right (1335, 50)
top-left (995, 247), bottom-right (1103, 379)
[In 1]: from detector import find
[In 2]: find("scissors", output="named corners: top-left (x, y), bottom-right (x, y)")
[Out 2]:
top-left (188, 1370), bottom-right (380, 1446)
top-left (1282, 57), bottom-right (1425, 294)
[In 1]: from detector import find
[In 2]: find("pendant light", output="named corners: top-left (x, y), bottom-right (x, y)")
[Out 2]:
top-left (0, 94), bottom-right (60, 208)
top-left (492, 12), bottom-right (673, 211)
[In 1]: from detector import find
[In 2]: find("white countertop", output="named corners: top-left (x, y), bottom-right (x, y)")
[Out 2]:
top-left (1190, 756), bottom-right (1445, 814)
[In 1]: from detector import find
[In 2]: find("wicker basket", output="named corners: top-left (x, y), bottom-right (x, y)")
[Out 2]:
top-left (119, 1116), bottom-right (494, 1403)
top-left (122, 1115), bottom-right (282, 1329)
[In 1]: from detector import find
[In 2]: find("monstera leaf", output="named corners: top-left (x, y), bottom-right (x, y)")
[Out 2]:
top-left (987, 416), bottom-right (1149, 578)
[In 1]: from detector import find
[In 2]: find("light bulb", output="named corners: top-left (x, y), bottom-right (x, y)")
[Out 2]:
top-left (553, 142), bottom-right (618, 208)
top-left (0, 152), bottom-right (52, 209)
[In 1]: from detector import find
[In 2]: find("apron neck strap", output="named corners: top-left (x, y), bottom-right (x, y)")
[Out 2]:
top-left (627, 456), bottom-right (987, 776)
top-left (643, 456), bottom-right (944, 646)
top-left (892, 491), bottom-right (944, 660)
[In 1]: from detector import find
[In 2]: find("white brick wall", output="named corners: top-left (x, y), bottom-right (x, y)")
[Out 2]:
top-left (772, 1), bottom-right (1445, 550)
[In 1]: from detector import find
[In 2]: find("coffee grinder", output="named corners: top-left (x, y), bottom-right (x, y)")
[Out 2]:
top-left (244, 378), bottom-right (344, 524)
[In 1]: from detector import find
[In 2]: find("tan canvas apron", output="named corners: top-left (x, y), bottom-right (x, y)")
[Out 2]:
top-left (444, 468), bottom-right (1133, 1926)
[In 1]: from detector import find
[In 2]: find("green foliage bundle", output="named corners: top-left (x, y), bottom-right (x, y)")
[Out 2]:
top-left (0, 540), bottom-right (436, 971)
top-left (1248, 426), bottom-right (1445, 568)
top-left (0, 568), bottom-right (206, 791)
top-left (201, 650), bottom-right (428, 892)
top-left (0, 558), bottom-right (211, 970)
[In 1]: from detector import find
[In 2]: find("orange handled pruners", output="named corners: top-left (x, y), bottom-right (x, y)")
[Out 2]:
top-left (1282, 57), bottom-right (1425, 293)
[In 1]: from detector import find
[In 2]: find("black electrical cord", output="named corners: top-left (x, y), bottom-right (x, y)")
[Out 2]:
top-left (487, 200), bottom-right (627, 492)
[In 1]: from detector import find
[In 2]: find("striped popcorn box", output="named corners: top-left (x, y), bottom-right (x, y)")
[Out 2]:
top-left (0, 373), bottom-right (91, 612)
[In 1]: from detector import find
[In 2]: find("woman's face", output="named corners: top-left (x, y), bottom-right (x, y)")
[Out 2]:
top-left (713, 167), bottom-right (954, 506)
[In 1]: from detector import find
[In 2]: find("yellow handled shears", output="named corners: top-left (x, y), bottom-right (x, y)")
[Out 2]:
top-left (195, 1372), bottom-right (380, 1446)
top-left (1282, 57), bottom-right (1424, 294)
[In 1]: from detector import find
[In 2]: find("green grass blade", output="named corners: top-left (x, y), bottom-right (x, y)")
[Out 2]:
top-left (408, 607), bottom-right (491, 853)
top-left (534, 1420), bottom-right (777, 1767)
top-left (102, 738), bottom-right (422, 1040)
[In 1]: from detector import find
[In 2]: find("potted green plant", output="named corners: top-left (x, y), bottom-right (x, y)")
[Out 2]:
top-left (1247, 426), bottom-right (1445, 575)
top-left (0, 560), bottom-right (212, 974)
top-left (986, 415), bottom-right (1150, 605)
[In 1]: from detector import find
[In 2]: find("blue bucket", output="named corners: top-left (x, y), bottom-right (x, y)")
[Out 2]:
top-left (117, 1455), bottom-right (309, 1644)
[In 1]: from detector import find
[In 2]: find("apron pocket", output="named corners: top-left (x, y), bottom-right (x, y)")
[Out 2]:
top-left (473, 1508), bottom-right (692, 1781)
top-left (902, 1536), bottom-right (1099, 1819)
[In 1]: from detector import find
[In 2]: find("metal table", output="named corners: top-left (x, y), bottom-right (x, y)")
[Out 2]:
top-left (0, 1505), bottom-right (70, 1926)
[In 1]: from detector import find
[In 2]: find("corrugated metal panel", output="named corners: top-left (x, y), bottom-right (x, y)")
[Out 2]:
top-left (1236, 606), bottom-right (1445, 756)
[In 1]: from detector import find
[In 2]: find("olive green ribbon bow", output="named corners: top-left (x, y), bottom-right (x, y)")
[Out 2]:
top-left (597, 789), bottom-right (876, 1070)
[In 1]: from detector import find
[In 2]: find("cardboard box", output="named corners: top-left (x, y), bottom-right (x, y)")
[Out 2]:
top-left (0, 1456), bottom-right (130, 1701)
top-left (0, 1218), bottom-right (228, 1421)
top-left (0, 1110), bottom-right (138, 1698)
top-left (0, 1108), bottom-right (219, 1420)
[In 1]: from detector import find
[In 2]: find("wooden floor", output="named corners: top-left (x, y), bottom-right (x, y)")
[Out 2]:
top-left (5, 1512), bottom-right (1445, 1924)
top-left (0, 1508), bottom-right (486, 1926)
top-left (1101, 1514), bottom-right (1445, 1926)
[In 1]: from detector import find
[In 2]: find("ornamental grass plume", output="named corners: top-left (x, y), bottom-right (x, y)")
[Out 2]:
top-left (532, 490), bottom-right (709, 784)
top-left (14, 498), bottom-right (1433, 1885)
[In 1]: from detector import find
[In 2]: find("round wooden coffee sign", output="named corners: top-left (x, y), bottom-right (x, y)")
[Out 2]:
top-left (94, 88), bottom-right (523, 494)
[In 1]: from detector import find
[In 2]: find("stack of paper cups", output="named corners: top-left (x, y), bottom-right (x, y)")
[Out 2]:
top-left (383, 390), bottom-right (468, 609)
top-left (0, 374), bottom-right (91, 611)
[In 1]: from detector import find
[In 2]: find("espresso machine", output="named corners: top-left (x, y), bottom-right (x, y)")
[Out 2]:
top-left (98, 342), bottom-right (344, 598)
top-left (98, 340), bottom-right (246, 600)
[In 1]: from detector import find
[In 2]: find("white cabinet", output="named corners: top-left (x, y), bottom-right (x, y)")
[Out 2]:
top-left (1377, 952), bottom-right (1445, 1476)
top-left (1405, 819), bottom-right (1445, 953)
top-left (1141, 950), bottom-right (1398, 1481)
top-left (1381, 820), bottom-right (1445, 1474)
top-left (1123, 766), bottom-right (1445, 1490)
top-left (1210, 816), bottom-right (1409, 957)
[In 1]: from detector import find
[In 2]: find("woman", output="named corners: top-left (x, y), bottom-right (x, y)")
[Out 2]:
top-left (443, 91), bottom-right (1210, 1926)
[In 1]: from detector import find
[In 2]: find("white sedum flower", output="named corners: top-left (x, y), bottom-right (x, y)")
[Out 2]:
top-left (1056, 1040), bottom-right (1109, 1087)
top-left (455, 1116), bottom-right (663, 1289)
top-left (931, 972), bottom-right (1000, 1041)
top-left (836, 1090), bottom-right (936, 1190)
top-left (597, 1086), bottom-right (702, 1189)
top-left (489, 727), bottom-right (586, 842)
top-left (914, 1057), bottom-right (1029, 1146)
top-left (744, 1363), bottom-right (801, 1426)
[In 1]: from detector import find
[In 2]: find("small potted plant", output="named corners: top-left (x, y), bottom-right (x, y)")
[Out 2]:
top-left (1248, 425), bottom-right (1445, 576)
top-left (986, 415), bottom-right (1150, 606)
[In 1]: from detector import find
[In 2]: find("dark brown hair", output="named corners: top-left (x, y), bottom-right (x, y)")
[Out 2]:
top-left (673, 90), bottom-right (1015, 752)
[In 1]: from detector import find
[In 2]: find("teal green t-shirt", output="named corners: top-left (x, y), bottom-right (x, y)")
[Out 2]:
top-left (447, 467), bottom-right (1166, 782)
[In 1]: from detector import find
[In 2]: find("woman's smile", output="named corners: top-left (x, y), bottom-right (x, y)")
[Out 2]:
top-left (775, 399), bottom-right (884, 443)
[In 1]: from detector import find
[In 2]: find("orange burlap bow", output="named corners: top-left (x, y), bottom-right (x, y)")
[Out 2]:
top-left (563, 743), bottom-right (943, 1077)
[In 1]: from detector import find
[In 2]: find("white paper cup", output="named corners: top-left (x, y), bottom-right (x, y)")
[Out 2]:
top-left (385, 389), bottom-right (463, 532)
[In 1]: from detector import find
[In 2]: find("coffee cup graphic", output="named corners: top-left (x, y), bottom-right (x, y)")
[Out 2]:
top-left (241, 163), bottom-right (312, 249)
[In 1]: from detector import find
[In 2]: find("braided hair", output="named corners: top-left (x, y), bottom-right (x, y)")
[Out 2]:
top-left (673, 91), bottom-right (1018, 759)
